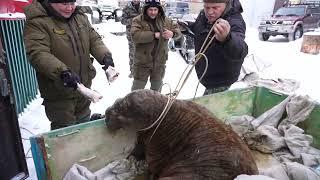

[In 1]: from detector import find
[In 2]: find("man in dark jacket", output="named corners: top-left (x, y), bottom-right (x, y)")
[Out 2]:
top-left (130, 0), bottom-right (181, 91)
top-left (24, 0), bottom-right (115, 130)
top-left (190, 0), bottom-right (248, 95)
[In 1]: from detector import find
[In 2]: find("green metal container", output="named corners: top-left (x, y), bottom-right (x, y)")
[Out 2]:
top-left (30, 87), bottom-right (320, 180)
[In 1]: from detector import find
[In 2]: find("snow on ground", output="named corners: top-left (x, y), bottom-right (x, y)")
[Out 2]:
top-left (244, 28), bottom-right (320, 101)
top-left (20, 19), bottom-right (319, 180)
top-left (0, 13), bottom-right (26, 19)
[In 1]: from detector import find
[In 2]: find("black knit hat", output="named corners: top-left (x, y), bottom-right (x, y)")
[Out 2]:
top-left (48, 0), bottom-right (76, 3)
top-left (144, 0), bottom-right (161, 8)
top-left (143, 0), bottom-right (164, 17)
top-left (203, 0), bottom-right (229, 3)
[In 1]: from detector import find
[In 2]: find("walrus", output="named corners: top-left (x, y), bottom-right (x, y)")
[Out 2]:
top-left (105, 90), bottom-right (258, 180)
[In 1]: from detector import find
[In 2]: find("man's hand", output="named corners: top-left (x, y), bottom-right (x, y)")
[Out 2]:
top-left (177, 20), bottom-right (189, 29)
top-left (60, 70), bottom-right (80, 90)
top-left (213, 18), bottom-right (231, 42)
top-left (155, 32), bottom-right (161, 39)
top-left (102, 54), bottom-right (114, 70)
top-left (162, 29), bottom-right (174, 40)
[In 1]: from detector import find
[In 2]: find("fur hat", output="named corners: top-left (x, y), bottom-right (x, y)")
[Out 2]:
top-left (203, 0), bottom-right (229, 3)
top-left (48, 0), bottom-right (76, 3)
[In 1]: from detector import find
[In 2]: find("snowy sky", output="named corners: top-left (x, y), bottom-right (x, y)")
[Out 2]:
top-left (17, 1), bottom-right (320, 179)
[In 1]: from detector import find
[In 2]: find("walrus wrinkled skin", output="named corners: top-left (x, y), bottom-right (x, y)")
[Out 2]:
top-left (105, 90), bottom-right (258, 180)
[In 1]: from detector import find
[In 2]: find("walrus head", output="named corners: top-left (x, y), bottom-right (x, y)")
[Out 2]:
top-left (105, 90), bottom-right (168, 132)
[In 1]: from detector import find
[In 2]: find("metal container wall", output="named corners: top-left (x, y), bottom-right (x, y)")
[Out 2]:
top-left (0, 19), bottom-right (38, 114)
top-left (0, 27), bottom-right (29, 180)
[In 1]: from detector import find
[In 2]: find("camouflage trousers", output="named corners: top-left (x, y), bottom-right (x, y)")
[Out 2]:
top-left (43, 94), bottom-right (91, 130)
top-left (126, 30), bottom-right (135, 73)
top-left (203, 86), bottom-right (230, 96)
top-left (131, 65), bottom-right (166, 92)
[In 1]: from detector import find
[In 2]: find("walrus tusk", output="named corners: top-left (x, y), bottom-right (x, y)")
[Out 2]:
top-left (77, 83), bottom-right (103, 103)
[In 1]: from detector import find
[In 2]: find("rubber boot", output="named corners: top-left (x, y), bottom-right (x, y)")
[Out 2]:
top-left (90, 113), bottom-right (105, 121)
top-left (150, 80), bottom-right (163, 92)
top-left (131, 79), bottom-right (147, 91)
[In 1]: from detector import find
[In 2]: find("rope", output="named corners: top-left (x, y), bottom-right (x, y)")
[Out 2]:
top-left (172, 29), bottom-right (216, 98)
top-left (193, 53), bottom-right (209, 99)
top-left (139, 25), bottom-right (216, 142)
top-left (20, 126), bottom-right (35, 135)
top-left (138, 92), bottom-right (174, 132)
top-left (19, 126), bottom-right (34, 159)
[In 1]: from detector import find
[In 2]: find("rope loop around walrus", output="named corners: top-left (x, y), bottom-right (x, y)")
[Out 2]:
top-left (139, 25), bottom-right (217, 142)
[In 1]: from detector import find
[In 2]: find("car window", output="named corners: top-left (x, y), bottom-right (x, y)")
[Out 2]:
top-left (100, 5), bottom-right (113, 11)
top-left (308, 7), bottom-right (320, 15)
top-left (274, 7), bottom-right (305, 16)
top-left (177, 2), bottom-right (189, 9)
top-left (176, 2), bottom-right (189, 14)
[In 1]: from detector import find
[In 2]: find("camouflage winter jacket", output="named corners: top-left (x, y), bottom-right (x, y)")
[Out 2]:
top-left (130, 7), bottom-right (181, 67)
top-left (121, 2), bottom-right (142, 31)
top-left (24, 0), bottom-right (111, 100)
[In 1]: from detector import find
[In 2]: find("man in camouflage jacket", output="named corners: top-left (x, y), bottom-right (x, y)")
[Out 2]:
top-left (130, 0), bottom-right (181, 91)
top-left (24, 0), bottom-right (114, 130)
top-left (121, 0), bottom-right (142, 78)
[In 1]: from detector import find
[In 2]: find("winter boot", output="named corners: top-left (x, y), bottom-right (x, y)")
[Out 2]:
top-left (90, 113), bottom-right (105, 121)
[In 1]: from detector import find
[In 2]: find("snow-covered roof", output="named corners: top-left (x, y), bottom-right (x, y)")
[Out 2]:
top-left (0, 13), bottom-right (26, 19)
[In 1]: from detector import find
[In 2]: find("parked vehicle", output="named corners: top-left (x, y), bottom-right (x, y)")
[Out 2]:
top-left (114, 8), bottom-right (123, 22)
top-left (165, 1), bottom-right (190, 20)
top-left (0, 0), bottom-right (32, 15)
top-left (99, 4), bottom-right (117, 20)
top-left (258, 3), bottom-right (320, 41)
top-left (169, 14), bottom-right (196, 64)
top-left (81, 5), bottom-right (103, 24)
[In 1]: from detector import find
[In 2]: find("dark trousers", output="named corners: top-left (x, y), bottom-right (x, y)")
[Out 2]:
top-left (43, 95), bottom-right (91, 130)
top-left (203, 86), bottom-right (230, 96)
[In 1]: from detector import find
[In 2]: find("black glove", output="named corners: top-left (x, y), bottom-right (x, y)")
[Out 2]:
top-left (177, 20), bottom-right (195, 38)
top-left (60, 70), bottom-right (80, 90)
top-left (90, 113), bottom-right (105, 121)
top-left (102, 54), bottom-right (114, 70)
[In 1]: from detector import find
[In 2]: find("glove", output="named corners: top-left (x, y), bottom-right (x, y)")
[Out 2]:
top-left (177, 20), bottom-right (189, 27)
top-left (60, 70), bottom-right (80, 90)
top-left (177, 20), bottom-right (195, 37)
top-left (102, 54), bottom-right (114, 70)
